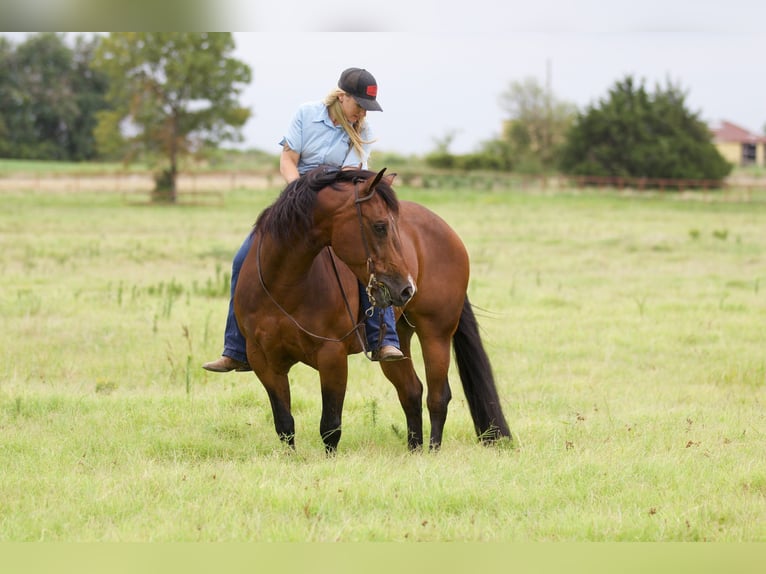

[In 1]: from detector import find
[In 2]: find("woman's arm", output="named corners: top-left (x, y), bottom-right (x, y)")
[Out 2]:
top-left (280, 145), bottom-right (301, 184)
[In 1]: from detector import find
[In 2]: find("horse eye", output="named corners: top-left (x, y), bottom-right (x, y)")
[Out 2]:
top-left (372, 222), bottom-right (388, 237)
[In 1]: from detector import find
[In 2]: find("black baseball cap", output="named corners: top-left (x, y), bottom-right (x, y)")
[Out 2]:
top-left (338, 68), bottom-right (383, 112)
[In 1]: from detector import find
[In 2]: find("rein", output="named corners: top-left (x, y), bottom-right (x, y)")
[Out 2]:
top-left (255, 234), bottom-right (367, 345)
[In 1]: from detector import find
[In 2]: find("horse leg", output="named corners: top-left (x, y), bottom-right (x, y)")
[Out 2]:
top-left (382, 361), bottom-right (424, 450)
top-left (380, 325), bottom-right (424, 450)
top-left (257, 370), bottom-right (296, 448)
top-left (317, 353), bottom-right (348, 454)
top-left (419, 335), bottom-right (453, 450)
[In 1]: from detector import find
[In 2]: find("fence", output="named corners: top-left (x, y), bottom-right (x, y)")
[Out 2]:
top-left (1, 169), bottom-right (765, 200)
top-left (393, 170), bottom-right (766, 200)
top-left (0, 170), bottom-right (278, 193)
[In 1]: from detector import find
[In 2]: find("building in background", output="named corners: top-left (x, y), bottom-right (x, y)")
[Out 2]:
top-left (710, 120), bottom-right (766, 167)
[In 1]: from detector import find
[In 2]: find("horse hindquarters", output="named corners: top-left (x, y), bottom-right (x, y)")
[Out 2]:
top-left (452, 296), bottom-right (511, 442)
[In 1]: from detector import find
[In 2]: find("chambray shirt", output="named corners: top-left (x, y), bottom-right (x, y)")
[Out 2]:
top-left (279, 101), bottom-right (372, 175)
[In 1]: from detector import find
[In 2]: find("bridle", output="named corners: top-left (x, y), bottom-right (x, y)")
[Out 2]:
top-left (353, 177), bottom-right (391, 310)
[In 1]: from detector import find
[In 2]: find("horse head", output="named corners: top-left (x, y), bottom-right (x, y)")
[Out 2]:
top-left (326, 168), bottom-right (416, 308)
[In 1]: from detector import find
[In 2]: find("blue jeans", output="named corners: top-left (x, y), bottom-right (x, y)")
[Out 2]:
top-left (222, 233), bottom-right (399, 363)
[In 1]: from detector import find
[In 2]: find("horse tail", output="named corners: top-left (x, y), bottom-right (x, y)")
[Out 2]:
top-left (452, 296), bottom-right (511, 442)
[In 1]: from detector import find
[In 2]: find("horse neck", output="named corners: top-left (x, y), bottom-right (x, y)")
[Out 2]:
top-left (257, 231), bottom-right (325, 285)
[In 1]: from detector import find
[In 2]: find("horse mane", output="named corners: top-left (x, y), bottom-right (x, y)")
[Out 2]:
top-left (256, 166), bottom-right (399, 244)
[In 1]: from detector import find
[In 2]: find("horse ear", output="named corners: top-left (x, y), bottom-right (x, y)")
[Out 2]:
top-left (359, 168), bottom-right (387, 198)
top-left (383, 172), bottom-right (397, 186)
top-left (370, 168), bottom-right (387, 190)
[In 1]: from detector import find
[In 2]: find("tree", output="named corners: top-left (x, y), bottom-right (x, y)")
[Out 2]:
top-left (92, 33), bottom-right (251, 202)
top-left (498, 76), bottom-right (577, 174)
top-left (424, 129), bottom-right (459, 169)
top-left (2, 33), bottom-right (76, 159)
top-left (0, 37), bottom-right (15, 157)
top-left (67, 35), bottom-right (111, 161)
top-left (558, 75), bottom-right (731, 182)
top-left (0, 33), bottom-right (108, 160)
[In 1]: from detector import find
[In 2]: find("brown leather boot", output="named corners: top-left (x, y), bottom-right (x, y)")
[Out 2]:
top-left (202, 356), bottom-right (252, 372)
top-left (374, 345), bottom-right (406, 362)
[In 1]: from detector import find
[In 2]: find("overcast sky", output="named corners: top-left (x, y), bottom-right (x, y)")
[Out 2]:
top-left (230, 0), bottom-right (765, 155)
top-left (3, 0), bottom-right (765, 155)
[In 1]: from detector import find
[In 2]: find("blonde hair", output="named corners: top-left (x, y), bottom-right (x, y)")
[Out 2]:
top-left (323, 88), bottom-right (375, 163)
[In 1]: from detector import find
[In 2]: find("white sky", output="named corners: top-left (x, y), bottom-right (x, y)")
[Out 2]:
top-left (229, 0), bottom-right (765, 154)
top-left (3, 0), bottom-right (765, 155)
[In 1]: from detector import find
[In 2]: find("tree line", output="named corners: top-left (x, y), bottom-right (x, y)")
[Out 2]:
top-left (1, 32), bottom-right (250, 201)
top-left (2, 32), bottom-right (732, 201)
top-left (0, 33), bottom-right (107, 162)
top-left (426, 75), bottom-right (731, 182)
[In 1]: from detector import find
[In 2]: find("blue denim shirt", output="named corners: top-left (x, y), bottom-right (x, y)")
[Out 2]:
top-left (279, 101), bottom-right (372, 175)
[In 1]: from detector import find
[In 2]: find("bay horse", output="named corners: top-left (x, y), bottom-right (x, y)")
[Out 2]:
top-left (234, 166), bottom-right (510, 452)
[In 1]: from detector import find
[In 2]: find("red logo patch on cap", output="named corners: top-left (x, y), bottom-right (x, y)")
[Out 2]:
top-left (366, 85), bottom-right (378, 97)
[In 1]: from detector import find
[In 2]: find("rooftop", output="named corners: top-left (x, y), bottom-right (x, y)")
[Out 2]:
top-left (710, 120), bottom-right (766, 144)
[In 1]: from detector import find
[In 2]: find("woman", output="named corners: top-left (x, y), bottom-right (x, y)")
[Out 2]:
top-left (203, 67), bottom-right (404, 373)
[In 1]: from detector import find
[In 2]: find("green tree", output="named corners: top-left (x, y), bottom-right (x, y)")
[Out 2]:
top-left (498, 76), bottom-right (577, 174)
top-left (0, 37), bottom-right (14, 157)
top-left (424, 129), bottom-right (459, 169)
top-left (92, 32), bottom-right (251, 202)
top-left (0, 33), bottom-right (107, 160)
top-left (6, 33), bottom-right (76, 159)
top-left (67, 35), bottom-right (111, 161)
top-left (558, 75), bottom-right (731, 182)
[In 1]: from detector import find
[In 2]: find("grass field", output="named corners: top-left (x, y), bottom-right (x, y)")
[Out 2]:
top-left (1, 179), bottom-right (765, 541)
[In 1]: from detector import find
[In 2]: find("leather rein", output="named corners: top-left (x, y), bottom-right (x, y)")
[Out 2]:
top-left (254, 179), bottom-right (385, 358)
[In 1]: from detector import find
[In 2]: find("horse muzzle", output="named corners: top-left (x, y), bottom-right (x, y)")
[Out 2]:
top-left (366, 273), bottom-right (416, 308)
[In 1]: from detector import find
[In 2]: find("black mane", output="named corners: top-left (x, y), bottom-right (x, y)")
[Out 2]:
top-left (256, 166), bottom-right (399, 244)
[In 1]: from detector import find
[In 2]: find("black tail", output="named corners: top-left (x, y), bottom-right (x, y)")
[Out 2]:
top-left (452, 296), bottom-right (511, 442)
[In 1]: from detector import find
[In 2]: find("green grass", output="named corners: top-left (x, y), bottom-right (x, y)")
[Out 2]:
top-left (1, 182), bottom-right (765, 541)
